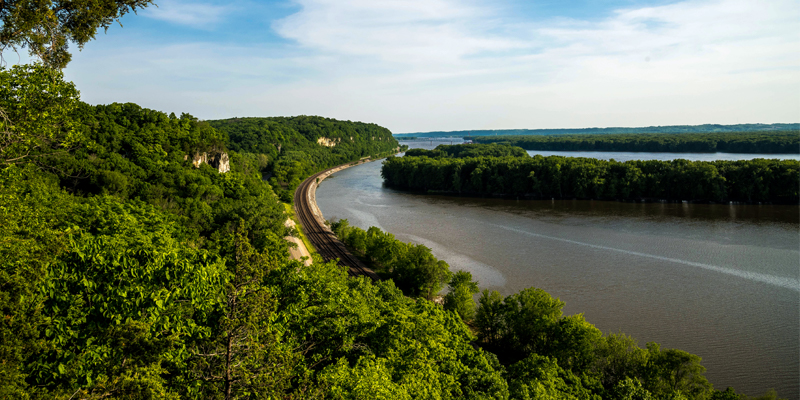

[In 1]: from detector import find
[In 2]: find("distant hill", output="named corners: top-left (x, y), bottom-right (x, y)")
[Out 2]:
top-left (394, 123), bottom-right (800, 138)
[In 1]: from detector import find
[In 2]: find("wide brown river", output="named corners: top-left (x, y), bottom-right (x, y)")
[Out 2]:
top-left (316, 142), bottom-right (799, 398)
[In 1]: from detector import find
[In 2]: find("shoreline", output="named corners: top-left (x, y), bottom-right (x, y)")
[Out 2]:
top-left (303, 157), bottom-right (379, 232)
top-left (286, 156), bottom-right (390, 265)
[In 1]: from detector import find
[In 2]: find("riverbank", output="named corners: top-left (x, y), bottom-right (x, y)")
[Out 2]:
top-left (315, 158), bottom-right (800, 398)
top-left (303, 158), bottom-right (379, 230)
top-left (284, 157), bottom-right (386, 265)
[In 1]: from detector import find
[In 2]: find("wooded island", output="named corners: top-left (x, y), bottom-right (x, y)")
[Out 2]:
top-left (382, 144), bottom-right (799, 203)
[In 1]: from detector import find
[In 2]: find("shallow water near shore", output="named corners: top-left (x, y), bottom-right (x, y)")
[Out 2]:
top-left (317, 142), bottom-right (800, 398)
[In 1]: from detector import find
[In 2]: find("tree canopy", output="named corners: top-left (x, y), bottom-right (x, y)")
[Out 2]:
top-left (0, 91), bottom-right (785, 400)
top-left (0, 64), bottom-right (81, 164)
top-left (209, 116), bottom-right (402, 202)
top-left (0, 5), bottom-right (787, 395)
top-left (381, 146), bottom-right (799, 203)
top-left (0, 0), bottom-right (154, 69)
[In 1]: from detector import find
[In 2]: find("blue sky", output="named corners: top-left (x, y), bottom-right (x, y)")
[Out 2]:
top-left (49, 0), bottom-right (800, 133)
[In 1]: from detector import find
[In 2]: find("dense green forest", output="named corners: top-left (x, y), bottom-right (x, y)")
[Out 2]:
top-left (382, 144), bottom-right (799, 203)
top-left (208, 117), bottom-right (402, 202)
top-left (472, 132), bottom-right (800, 154)
top-left (1, 64), bottom-right (784, 400)
top-left (393, 123), bottom-right (800, 138)
top-left (0, 4), bottom-right (788, 397)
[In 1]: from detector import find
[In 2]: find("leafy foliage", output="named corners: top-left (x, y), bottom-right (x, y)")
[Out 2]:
top-left (209, 116), bottom-right (403, 202)
top-left (331, 220), bottom-right (454, 301)
top-left (406, 143), bottom-right (528, 159)
top-left (472, 289), bottom-right (718, 400)
top-left (44, 102), bottom-right (287, 250)
top-left (0, 64), bottom-right (81, 164)
top-left (188, 222), bottom-right (296, 399)
top-left (0, 0), bottom-right (155, 69)
top-left (443, 270), bottom-right (480, 322)
top-left (382, 148), bottom-right (800, 203)
top-left (0, 65), bottom-right (785, 399)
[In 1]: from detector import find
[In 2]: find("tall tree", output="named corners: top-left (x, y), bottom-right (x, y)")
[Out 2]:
top-left (0, 0), bottom-right (154, 69)
top-left (190, 222), bottom-right (295, 399)
top-left (474, 289), bottom-right (505, 347)
top-left (0, 64), bottom-right (80, 164)
top-left (443, 270), bottom-right (479, 322)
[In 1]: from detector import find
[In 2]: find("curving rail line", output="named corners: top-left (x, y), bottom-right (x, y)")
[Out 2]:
top-left (293, 163), bottom-right (380, 282)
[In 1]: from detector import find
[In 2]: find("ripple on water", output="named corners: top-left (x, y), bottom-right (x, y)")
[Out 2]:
top-left (315, 158), bottom-right (800, 399)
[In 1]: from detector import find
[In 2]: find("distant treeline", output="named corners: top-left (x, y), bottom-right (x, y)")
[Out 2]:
top-left (394, 123), bottom-right (800, 138)
top-left (405, 143), bottom-right (528, 158)
top-left (473, 131), bottom-right (800, 154)
top-left (381, 145), bottom-right (800, 203)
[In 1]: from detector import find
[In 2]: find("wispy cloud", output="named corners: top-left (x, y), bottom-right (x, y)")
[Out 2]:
top-left (144, 0), bottom-right (231, 28)
top-left (274, 0), bottom-right (524, 67)
top-left (67, 0), bottom-right (800, 132)
top-left (273, 0), bottom-right (798, 82)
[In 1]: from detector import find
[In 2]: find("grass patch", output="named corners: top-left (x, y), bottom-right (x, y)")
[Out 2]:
top-left (283, 202), bottom-right (317, 255)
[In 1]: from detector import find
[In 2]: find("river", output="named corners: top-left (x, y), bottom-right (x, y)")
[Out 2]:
top-left (316, 140), bottom-right (800, 398)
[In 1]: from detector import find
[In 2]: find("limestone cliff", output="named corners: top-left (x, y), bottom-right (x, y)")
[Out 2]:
top-left (316, 137), bottom-right (341, 147)
top-left (191, 150), bottom-right (230, 173)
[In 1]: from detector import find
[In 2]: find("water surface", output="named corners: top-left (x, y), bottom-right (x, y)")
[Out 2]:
top-left (317, 144), bottom-right (800, 398)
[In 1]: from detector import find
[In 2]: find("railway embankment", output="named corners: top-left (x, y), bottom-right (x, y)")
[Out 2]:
top-left (293, 158), bottom-right (382, 281)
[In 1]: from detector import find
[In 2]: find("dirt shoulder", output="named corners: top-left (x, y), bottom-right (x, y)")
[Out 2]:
top-left (284, 217), bottom-right (312, 266)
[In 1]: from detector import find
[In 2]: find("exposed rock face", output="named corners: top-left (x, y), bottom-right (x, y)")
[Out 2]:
top-left (192, 152), bottom-right (208, 168)
top-left (191, 151), bottom-right (230, 173)
top-left (217, 152), bottom-right (230, 173)
top-left (316, 137), bottom-right (341, 147)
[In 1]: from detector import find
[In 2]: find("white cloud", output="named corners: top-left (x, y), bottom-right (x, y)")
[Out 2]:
top-left (271, 0), bottom-right (798, 80)
top-left (67, 0), bottom-right (800, 132)
top-left (144, 0), bottom-right (230, 28)
top-left (274, 0), bottom-right (524, 67)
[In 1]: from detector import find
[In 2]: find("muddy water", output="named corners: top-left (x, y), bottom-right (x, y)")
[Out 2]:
top-left (316, 143), bottom-right (799, 398)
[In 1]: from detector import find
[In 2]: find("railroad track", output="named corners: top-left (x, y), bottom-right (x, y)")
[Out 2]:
top-left (293, 163), bottom-right (380, 282)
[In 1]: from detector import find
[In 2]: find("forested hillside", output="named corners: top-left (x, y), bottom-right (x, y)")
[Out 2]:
top-left (208, 116), bottom-right (401, 202)
top-left (2, 65), bottom-right (782, 399)
top-left (473, 131), bottom-right (800, 154)
top-left (1, 3), bottom-right (787, 399)
top-left (382, 144), bottom-right (799, 203)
